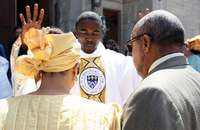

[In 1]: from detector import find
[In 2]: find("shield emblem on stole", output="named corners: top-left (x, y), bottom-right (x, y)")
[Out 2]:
top-left (87, 75), bottom-right (98, 89)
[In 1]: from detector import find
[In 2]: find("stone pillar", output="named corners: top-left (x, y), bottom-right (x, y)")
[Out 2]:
top-left (56, 0), bottom-right (84, 32)
top-left (122, 0), bottom-right (153, 43)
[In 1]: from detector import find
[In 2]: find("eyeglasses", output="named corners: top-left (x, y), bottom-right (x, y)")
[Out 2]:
top-left (126, 33), bottom-right (146, 45)
top-left (126, 33), bottom-right (152, 52)
top-left (126, 33), bottom-right (146, 52)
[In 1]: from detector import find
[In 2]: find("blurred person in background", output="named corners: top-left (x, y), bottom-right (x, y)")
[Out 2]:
top-left (184, 35), bottom-right (200, 72)
top-left (0, 56), bottom-right (12, 99)
top-left (104, 39), bottom-right (120, 52)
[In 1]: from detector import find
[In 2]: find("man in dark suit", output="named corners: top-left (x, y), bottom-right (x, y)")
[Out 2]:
top-left (121, 10), bottom-right (200, 130)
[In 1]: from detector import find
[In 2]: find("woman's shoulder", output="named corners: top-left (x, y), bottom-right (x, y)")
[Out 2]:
top-left (0, 95), bottom-right (122, 130)
top-left (5, 95), bottom-right (121, 111)
top-left (4, 95), bottom-right (122, 118)
top-left (63, 95), bottom-right (122, 115)
top-left (62, 95), bottom-right (122, 129)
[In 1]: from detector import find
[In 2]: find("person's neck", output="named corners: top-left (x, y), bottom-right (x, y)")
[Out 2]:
top-left (35, 86), bottom-right (70, 95)
top-left (31, 76), bottom-right (71, 95)
top-left (80, 42), bottom-right (106, 58)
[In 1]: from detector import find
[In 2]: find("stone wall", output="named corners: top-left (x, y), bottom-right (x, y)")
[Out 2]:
top-left (122, 0), bottom-right (153, 43)
top-left (53, 0), bottom-right (200, 45)
top-left (55, 0), bottom-right (91, 32)
top-left (153, 0), bottom-right (200, 39)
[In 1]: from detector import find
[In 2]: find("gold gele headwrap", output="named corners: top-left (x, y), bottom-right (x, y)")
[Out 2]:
top-left (15, 28), bottom-right (80, 78)
top-left (186, 35), bottom-right (200, 52)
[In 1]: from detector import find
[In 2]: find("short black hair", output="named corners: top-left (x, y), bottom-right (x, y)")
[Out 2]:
top-left (75, 11), bottom-right (103, 28)
top-left (134, 10), bottom-right (185, 46)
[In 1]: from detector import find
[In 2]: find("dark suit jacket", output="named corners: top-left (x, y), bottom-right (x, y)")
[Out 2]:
top-left (0, 43), bottom-right (6, 58)
top-left (121, 56), bottom-right (200, 130)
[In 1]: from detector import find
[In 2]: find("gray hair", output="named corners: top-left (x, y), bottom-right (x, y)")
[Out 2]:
top-left (134, 10), bottom-right (185, 46)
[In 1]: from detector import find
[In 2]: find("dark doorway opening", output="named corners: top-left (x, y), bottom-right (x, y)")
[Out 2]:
top-left (17, 0), bottom-right (49, 26)
top-left (103, 9), bottom-right (119, 44)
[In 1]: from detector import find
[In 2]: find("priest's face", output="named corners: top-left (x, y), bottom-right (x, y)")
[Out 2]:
top-left (76, 19), bottom-right (102, 54)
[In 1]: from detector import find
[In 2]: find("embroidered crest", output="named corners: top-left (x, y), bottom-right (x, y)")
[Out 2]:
top-left (79, 67), bottom-right (106, 95)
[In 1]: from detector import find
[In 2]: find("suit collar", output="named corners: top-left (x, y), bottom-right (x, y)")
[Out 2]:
top-left (148, 53), bottom-right (184, 73)
top-left (148, 55), bottom-right (189, 76)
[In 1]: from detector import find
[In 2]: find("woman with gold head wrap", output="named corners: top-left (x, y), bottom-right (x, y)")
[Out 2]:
top-left (184, 35), bottom-right (200, 72)
top-left (0, 4), bottom-right (121, 130)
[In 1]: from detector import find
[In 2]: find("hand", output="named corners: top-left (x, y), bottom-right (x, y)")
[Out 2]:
top-left (19, 3), bottom-right (45, 40)
top-left (138, 8), bottom-right (151, 20)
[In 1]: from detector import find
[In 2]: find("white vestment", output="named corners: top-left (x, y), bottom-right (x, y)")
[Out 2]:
top-left (70, 42), bottom-right (141, 106)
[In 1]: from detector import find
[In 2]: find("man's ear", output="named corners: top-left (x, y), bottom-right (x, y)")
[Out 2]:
top-left (73, 26), bottom-right (79, 38)
top-left (141, 34), bottom-right (151, 53)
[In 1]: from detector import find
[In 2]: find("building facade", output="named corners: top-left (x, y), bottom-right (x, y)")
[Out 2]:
top-left (54, 0), bottom-right (200, 46)
top-left (123, 0), bottom-right (200, 44)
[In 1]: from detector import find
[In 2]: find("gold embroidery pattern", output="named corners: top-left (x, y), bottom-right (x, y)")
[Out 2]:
top-left (79, 57), bottom-right (106, 103)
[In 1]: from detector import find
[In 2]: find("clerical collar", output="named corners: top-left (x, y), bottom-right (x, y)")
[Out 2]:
top-left (148, 53), bottom-right (184, 73)
top-left (80, 41), bottom-right (106, 58)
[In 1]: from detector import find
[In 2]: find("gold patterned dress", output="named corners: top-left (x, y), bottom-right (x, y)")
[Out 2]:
top-left (0, 95), bottom-right (121, 130)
